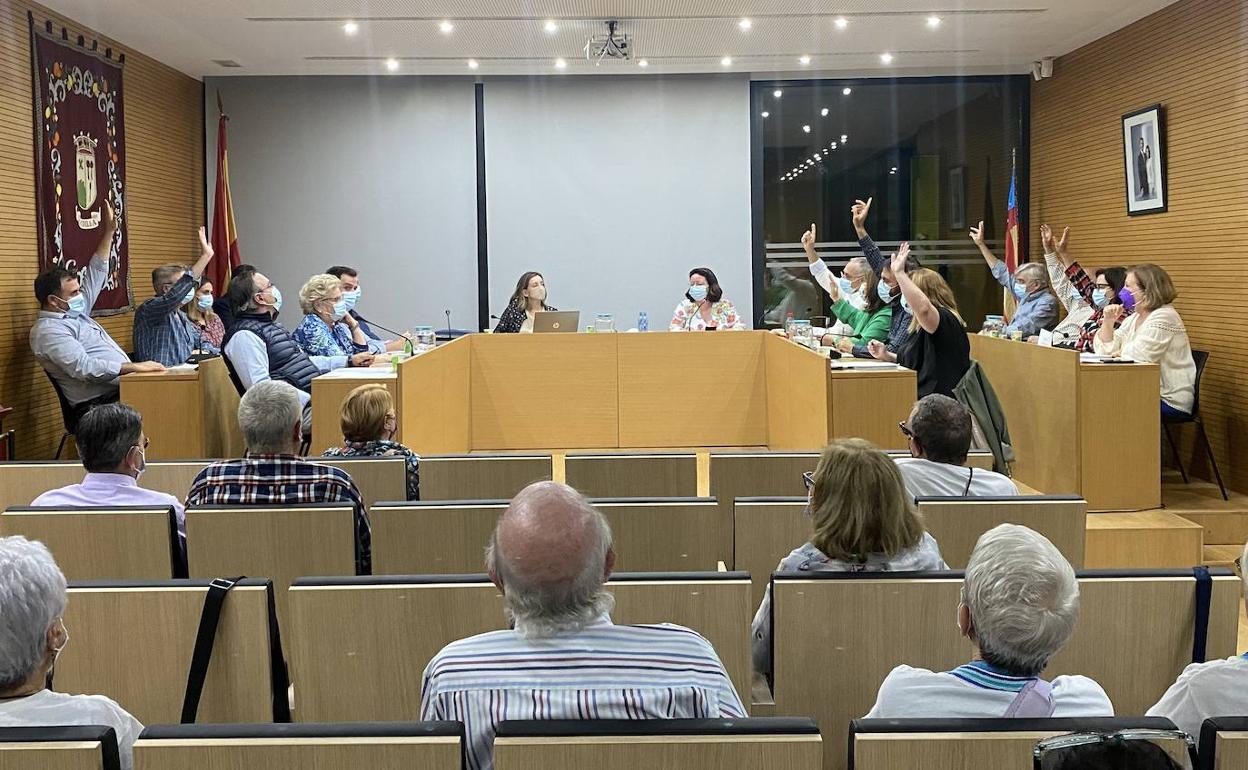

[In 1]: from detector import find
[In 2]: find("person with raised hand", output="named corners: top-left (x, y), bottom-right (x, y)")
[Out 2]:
top-left (133, 225), bottom-right (219, 365)
top-left (847, 197), bottom-right (920, 358)
top-left (970, 220), bottom-right (1057, 338)
top-left (1040, 224), bottom-right (1131, 351)
top-left (801, 223), bottom-right (891, 352)
top-left (870, 244), bottom-right (970, 399)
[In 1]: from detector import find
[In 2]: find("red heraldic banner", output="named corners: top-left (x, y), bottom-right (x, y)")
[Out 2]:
top-left (31, 21), bottom-right (131, 314)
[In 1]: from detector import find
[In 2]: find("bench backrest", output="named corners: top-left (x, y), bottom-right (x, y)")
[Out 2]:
top-left (1, 506), bottom-right (178, 580)
top-left (287, 571), bottom-right (753, 721)
top-left (1200, 717), bottom-right (1248, 770)
top-left (565, 453), bottom-right (698, 499)
top-left (0, 726), bottom-right (120, 770)
top-left (916, 495), bottom-right (1087, 569)
top-left (421, 454), bottom-right (552, 500)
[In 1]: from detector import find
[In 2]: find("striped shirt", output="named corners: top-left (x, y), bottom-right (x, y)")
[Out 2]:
top-left (420, 615), bottom-right (746, 770)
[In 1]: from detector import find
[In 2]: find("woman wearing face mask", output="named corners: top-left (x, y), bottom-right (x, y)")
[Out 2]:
top-left (1038, 224), bottom-right (1131, 350)
top-left (869, 244), bottom-right (971, 399)
top-left (669, 267), bottom-right (746, 331)
top-left (186, 280), bottom-right (226, 349)
top-left (323, 384), bottom-right (420, 500)
top-left (292, 274), bottom-right (375, 366)
top-left (0, 536), bottom-right (145, 770)
top-left (969, 221), bottom-right (1059, 337)
top-left (1094, 264), bottom-right (1196, 416)
top-left (800, 224), bottom-right (891, 352)
top-left (493, 271), bottom-right (556, 334)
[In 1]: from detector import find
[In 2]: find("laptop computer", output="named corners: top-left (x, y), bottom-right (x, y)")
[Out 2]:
top-left (533, 310), bottom-right (580, 333)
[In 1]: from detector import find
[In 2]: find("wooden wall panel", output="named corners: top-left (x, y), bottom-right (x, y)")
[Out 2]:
top-left (1030, 0), bottom-right (1247, 492)
top-left (0, 0), bottom-right (204, 459)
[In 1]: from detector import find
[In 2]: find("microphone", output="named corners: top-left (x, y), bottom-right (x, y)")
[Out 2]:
top-left (354, 313), bottom-right (409, 340)
top-left (490, 314), bottom-right (501, 320)
top-left (445, 309), bottom-right (452, 329)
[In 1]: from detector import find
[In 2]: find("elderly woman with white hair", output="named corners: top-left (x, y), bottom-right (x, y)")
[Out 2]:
top-left (0, 536), bottom-right (143, 769)
top-left (864, 524), bottom-right (1113, 718)
top-left (291, 273), bottom-right (375, 365)
top-left (970, 221), bottom-right (1059, 337)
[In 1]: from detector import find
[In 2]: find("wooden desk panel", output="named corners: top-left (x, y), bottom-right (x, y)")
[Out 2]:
top-left (401, 337), bottom-right (470, 454)
top-left (121, 358), bottom-right (241, 460)
top-left (198, 357), bottom-right (243, 457)
top-left (311, 372), bottom-right (399, 455)
top-left (618, 332), bottom-right (767, 447)
top-left (764, 333), bottom-right (831, 450)
top-left (828, 368), bottom-right (916, 450)
top-left (471, 334), bottom-right (618, 450)
top-left (1079, 362), bottom-right (1161, 510)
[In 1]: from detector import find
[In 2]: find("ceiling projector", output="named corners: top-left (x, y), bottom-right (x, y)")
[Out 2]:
top-left (585, 20), bottom-right (632, 63)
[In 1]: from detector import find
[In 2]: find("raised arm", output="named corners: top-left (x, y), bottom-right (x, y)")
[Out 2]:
top-left (80, 201), bottom-right (118, 312)
top-left (851, 198), bottom-right (888, 277)
top-left (970, 220), bottom-right (1011, 288)
top-left (802, 223), bottom-right (840, 301)
top-left (1041, 224), bottom-right (1082, 312)
top-left (893, 243), bottom-right (940, 334)
top-left (188, 226), bottom-right (215, 280)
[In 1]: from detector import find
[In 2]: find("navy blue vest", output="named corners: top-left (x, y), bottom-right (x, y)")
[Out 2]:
top-left (225, 312), bottom-right (321, 392)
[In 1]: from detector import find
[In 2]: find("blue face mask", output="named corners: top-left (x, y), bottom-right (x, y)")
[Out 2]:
top-left (1012, 282), bottom-right (1028, 300)
top-left (197, 294), bottom-right (213, 310)
top-left (181, 288), bottom-right (196, 306)
top-left (688, 284), bottom-right (708, 302)
top-left (331, 298), bottom-right (349, 321)
top-left (838, 277), bottom-right (854, 295)
top-left (62, 293), bottom-right (87, 317)
top-left (343, 288), bottom-right (361, 310)
top-left (1091, 288), bottom-right (1109, 308)
top-left (900, 293), bottom-right (912, 315)
top-left (877, 281), bottom-right (893, 303)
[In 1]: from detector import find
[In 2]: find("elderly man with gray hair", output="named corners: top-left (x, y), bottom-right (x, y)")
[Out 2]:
top-left (0, 536), bottom-right (143, 769)
top-left (865, 524), bottom-right (1112, 718)
top-left (132, 226), bottom-right (217, 366)
top-left (970, 220), bottom-right (1059, 338)
top-left (186, 380), bottom-right (370, 573)
top-left (420, 481), bottom-right (745, 770)
top-left (896, 394), bottom-right (1019, 498)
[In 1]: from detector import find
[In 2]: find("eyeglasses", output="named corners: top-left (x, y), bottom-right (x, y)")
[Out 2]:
top-left (802, 471), bottom-right (814, 492)
top-left (1033, 729), bottom-right (1195, 769)
top-left (898, 421), bottom-right (914, 438)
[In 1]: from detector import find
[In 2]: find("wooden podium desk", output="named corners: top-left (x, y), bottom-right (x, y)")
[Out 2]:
top-left (119, 356), bottom-right (243, 460)
top-left (392, 331), bottom-right (917, 455)
top-left (969, 335), bottom-right (1160, 511)
top-left (310, 368), bottom-right (400, 454)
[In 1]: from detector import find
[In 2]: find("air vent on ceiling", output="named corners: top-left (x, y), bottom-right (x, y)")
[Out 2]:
top-left (212, 59), bottom-right (242, 68)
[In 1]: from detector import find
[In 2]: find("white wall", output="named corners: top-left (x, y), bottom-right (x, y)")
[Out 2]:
top-left (482, 75), bottom-right (753, 329)
top-left (204, 76), bottom-right (479, 333)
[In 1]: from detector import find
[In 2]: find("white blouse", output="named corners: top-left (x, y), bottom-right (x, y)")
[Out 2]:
top-left (1092, 305), bottom-right (1196, 413)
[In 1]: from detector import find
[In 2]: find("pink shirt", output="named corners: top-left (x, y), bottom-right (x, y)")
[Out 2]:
top-left (31, 472), bottom-right (186, 536)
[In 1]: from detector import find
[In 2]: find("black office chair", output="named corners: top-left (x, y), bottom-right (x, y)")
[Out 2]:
top-left (43, 370), bottom-right (78, 460)
top-left (1162, 349), bottom-right (1228, 500)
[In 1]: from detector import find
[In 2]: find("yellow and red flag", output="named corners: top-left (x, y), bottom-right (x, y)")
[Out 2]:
top-left (208, 99), bottom-right (241, 296)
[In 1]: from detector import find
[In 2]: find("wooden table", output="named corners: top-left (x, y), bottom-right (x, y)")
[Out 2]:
top-left (119, 356), bottom-right (243, 460)
top-left (309, 368), bottom-right (400, 454)
top-left (969, 335), bottom-right (1161, 511)
top-left (391, 331), bottom-right (917, 454)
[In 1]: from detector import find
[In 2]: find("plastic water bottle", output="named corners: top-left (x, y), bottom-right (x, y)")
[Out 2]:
top-left (638, 312), bottom-right (649, 332)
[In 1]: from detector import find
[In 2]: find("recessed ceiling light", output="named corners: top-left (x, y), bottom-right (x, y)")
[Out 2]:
top-left (385, 57), bottom-right (399, 71)
top-left (761, 111), bottom-right (770, 118)
top-left (802, 125), bottom-right (811, 133)
top-left (814, 153), bottom-right (822, 160)
top-left (834, 17), bottom-right (849, 30)
top-left (927, 16), bottom-right (942, 28)
top-left (439, 20), bottom-right (454, 34)
top-left (773, 89), bottom-right (782, 98)
top-left (880, 52), bottom-right (894, 64)
top-left (820, 107), bottom-right (829, 117)
top-left (841, 134), bottom-right (848, 142)
top-left (555, 57), bottom-right (567, 69)
top-left (738, 18), bottom-right (752, 31)
top-left (799, 55), bottom-right (811, 65)
top-left (721, 56), bottom-right (733, 66)
top-left (342, 21), bottom-right (359, 35)
top-left (842, 87), bottom-right (852, 95)
top-left (544, 20), bottom-right (558, 34)
top-left (638, 59), bottom-right (649, 68)
top-left (468, 59), bottom-right (479, 69)
top-left (831, 142), bottom-right (838, 149)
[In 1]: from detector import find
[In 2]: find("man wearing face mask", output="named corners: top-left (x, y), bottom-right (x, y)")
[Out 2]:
top-left (0, 535), bottom-right (145, 770)
top-left (32, 403), bottom-right (187, 565)
top-left (326, 265), bottom-right (409, 353)
top-left (223, 268), bottom-right (348, 435)
top-left (132, 226), bottom-right (219, 366)
top-left (845, 197), bottom-right (923, 358)
top-left (30, 201), bottom-right (165, 418)
top-left (969, 220), bottom-right (1059, 338)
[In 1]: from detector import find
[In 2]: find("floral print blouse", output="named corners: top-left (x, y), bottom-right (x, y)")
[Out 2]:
top-left (293, 314), bottom-right (368, 358)
top-left (668, 299), bottom-right (747, 331)
top-left (322, 439), bottom-right (420, 501)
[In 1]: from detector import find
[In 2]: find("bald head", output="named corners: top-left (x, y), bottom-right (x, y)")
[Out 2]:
top-left (487, 482), bottom-right (616, 637)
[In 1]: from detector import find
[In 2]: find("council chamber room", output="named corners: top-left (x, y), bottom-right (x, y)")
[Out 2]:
top-left (0, 0), bottom-right (1244, 769)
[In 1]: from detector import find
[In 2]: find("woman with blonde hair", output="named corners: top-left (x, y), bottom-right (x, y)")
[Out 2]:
top-left (322, 384), bottom-right (420, 499)
top-left (868, 243), bottom-right (970, 398)
top-left (292, 274), bottom-right (374, 366)
top-left (1094, 263), bottom-right (1195, 416)
top-left (186, 280), bottom-right (226, 349)
top-left (751, 438), bottom-right (947, 677)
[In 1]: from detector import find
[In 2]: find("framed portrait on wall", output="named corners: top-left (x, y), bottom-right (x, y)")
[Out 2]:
top-left (948, 165), bottom-right (966, 230)
top-left (1122, 105), bottom-right (1167, 215)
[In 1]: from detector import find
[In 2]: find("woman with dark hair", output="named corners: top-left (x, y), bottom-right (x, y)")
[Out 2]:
top-left (1041, 224), bottom-right (1131, 352)
top-left (669, 267), bottom-right (746, 331)
top-left (493, 271), bottom-right (557, 334)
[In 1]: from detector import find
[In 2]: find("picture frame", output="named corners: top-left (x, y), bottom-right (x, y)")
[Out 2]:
top-left (947, 165), bottom-right (966, 230)
top-left (1121, 104), bottom-right (1167, 216)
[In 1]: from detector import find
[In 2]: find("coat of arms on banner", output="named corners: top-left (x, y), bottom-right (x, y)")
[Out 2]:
top-left (30, 17), bottom-right (131, 314)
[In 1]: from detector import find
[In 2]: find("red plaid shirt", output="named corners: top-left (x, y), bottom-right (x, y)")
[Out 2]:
top-left (186, 453), bottom-right (370, 574)
top-left (1062, 262), bottom-right (1130, 353)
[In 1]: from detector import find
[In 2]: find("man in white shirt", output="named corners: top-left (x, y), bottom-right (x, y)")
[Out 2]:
top-left (0, 536), bottom-right (143, 770)
top-left (896, 394), bottom-right (1019, 498)
top-left (421, 481), bottom-right (745, 770)
top-left (866, 524), bottom-right (1113, 719)
top-left (1147, 538), bottom-right (1248, 739)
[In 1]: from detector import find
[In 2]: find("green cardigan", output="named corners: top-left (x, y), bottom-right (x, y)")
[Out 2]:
top-left (830, 298), bottom-right (893, 346)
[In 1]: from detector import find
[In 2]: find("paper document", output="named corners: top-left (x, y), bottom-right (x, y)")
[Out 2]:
top-left (1038, 329), bottom-right (1053, 347)
top-left (830, 360), bottom-right (900, 371)
top-left (166, 363), bottom-right (198, 372)
top-left (318, 368), bottom-right (398, 379)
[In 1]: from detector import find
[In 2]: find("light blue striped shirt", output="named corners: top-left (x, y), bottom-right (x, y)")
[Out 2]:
top-left (420, 615), bottom-right (746, 770)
